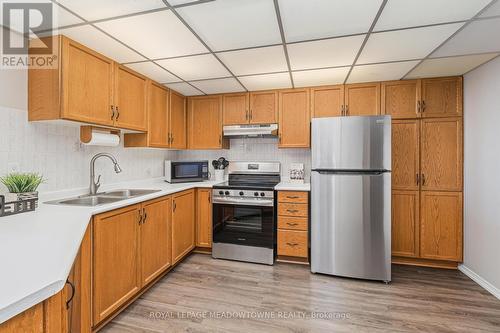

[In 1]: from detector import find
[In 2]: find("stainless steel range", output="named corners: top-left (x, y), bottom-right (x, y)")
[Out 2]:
top-left (212, 162), bottom-right (280, 265)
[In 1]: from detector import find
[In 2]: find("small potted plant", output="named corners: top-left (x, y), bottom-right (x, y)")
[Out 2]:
top-left (0, 172), bottom-right (44, 205)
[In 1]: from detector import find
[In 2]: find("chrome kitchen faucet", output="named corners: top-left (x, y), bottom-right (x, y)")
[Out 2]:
top-left (89, 153), bottom-right (122, 195)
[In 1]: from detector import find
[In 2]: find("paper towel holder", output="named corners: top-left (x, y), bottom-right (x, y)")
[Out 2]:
top-left (80, 125), bottom-right (121, 146)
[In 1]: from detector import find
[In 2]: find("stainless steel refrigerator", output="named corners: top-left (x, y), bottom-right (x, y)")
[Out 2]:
top-left (310, 116), bottom-right (391, 282)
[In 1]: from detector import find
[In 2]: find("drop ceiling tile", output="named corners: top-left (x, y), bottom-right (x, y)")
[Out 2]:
top-left (165, 82), bottom-right (203, 96)
top-left (347, 61), bottom-right (420, 83)
top-left (238, 73), bottom-right (291, 91)
top-left (406, 53), bottom-right (499, 78)
top-left (432, 18), bottom-right (500, 57)
top-left (216, 46), bottom-right (288, 76)
top-left (480, 1), bottom-right (500, 18)
top-left (287, 35), bottom-right (365, 70)
top-left (57, 0), bottom-right (166, 21)
top-left (96, 10), bottom-right (208, 59)
top-left (191, 78), bottom-right (245, 94)
top-left (177, 0), bottom-right (281, 51)
top-left (375, 0), bottom-right (491, 31)
top-left (156, 54), bottom-right (230, 81)
top-left (358, 23), bottom-right (463, 64)
top-left (56, 25), bottom-right (145, 63)
top-left (292, 67), bottom-right (350, 87)
top-left (125, 62), bottom-right (179, 83)
top-left (279, 0), bottom-right (382, 42)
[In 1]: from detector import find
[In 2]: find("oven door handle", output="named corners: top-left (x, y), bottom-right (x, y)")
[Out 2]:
top-left (212, 198), bottom-right (274, 207)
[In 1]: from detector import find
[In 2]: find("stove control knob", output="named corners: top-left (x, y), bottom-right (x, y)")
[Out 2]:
top-left (218, 191), bottom-right (224, 195)
top-left (224, 191), bottom-right (230, 196)
top-left (254, 192), bottom-right (259, 197)
top-left (260, 192), bottom-right (265, 197)
top-left (239, 191), bottom-right (244, 196)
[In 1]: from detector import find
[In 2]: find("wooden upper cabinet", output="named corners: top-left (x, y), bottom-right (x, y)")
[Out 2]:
top-left (278, 89), bottom-right (311, 148)
top-left (169, 90), bottom-right (187, 149)
top-left (392, 190), bottom-right (420, 258)
top-left (172, 190), bottom-right (195, 264)
top-left (392, 120), bottom-right (420, 190)
top-left (113, 65), bottom-right (148, 131)
top-left (344, 82), bottom-right (380, 116)
top-left (382, 80), bottom-right (420, 119)
top-left (188, 95), bottom-right (227, 149)
top-left (147, 82), bottom-right (169, 148)
top-left (92, 205), bottom-right (141, 325)
top-left (223, 93), bottom-right (249, 125)
top-left (420, 191), bottom-right (463, 261)
top-left (421, 118), bottom-right (463, 191)
top-left (421, 77), bottom-right (463, 118)
top-left (311, 85), bottom-right (344, 118)
top-left (140, 197), bottom-right (172, 286)
top-left (249, 90), bottom-right (278, 124)
top-left (196, 188), bottom-right (212, 248)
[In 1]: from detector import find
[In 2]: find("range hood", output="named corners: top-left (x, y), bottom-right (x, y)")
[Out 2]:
top-left (223, 124), bottom-right (278, 138)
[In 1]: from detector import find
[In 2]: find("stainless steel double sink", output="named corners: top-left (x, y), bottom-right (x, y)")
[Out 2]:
top-left (46, 189), bottom-right (161, 207)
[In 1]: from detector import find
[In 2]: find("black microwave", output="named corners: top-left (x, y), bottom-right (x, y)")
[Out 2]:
top-left (165, 160), bottom-right (209, 183)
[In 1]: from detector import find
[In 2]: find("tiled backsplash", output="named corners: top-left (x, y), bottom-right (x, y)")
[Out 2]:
top-left (174, 138), bottom-right (311, 181)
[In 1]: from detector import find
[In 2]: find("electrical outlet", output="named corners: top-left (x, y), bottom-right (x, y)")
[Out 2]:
top-left (8, 163), bottom-right (19, 172)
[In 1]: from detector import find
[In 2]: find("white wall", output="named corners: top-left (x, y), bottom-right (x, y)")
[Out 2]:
top-left (462, 55), bottom-right (500, 297)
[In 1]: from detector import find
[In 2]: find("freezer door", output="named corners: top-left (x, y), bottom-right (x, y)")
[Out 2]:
top-left (311, 116), bottom-right (391, 171)
top-left (311, 171), bottom-right (391, 282)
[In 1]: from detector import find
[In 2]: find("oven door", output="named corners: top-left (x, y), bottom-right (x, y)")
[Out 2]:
top-left (213, 203), bottom-right (274, 248)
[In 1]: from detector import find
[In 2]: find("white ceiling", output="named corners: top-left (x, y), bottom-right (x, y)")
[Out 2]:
top-left (13, 0), bottom-right (500, 95)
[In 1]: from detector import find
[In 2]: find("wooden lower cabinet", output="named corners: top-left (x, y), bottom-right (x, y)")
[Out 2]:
top-left (196, 188), bottom-right (212, 248)
top-left (0, 291), bottom-right (68, 333)
top-left (140, 197), bottom-right (172, 285)
top-left (172, 190), bottom-right (196, 264)
top-left (420, 191), bottom-right (463, 262)
top-left (278, 230), bottom-right (308, 258)
top-left (391, 190), bottom-right (419, 258)
top-left (92, 205), bottom-right (141, 325)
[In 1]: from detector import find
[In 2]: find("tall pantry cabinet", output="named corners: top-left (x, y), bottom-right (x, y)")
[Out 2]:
top-left (384, 77), bottom-right (463, 267)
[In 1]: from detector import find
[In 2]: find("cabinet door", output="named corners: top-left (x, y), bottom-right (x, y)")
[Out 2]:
top-left (93, 205), bottom-right (140, 325)
top-left (61, 38), bottom-right (114, 126)
top-left (188, 96), bottom-right (224, 149)
top-left (172, 190), bottom-right (195, 264)
top-left (169, 90), bottom-right (187, 149)
top-left (421, 118), bottom-right (463, 191)
top-left (249, 90), bottom-right (278, 124)
top-left (420, 191), bottom-right (463, 261)
top-left (140, 197), bottom-right (172, 286)
top-left (345, 83), bottom-right (380, 116)
top-left (382, 80), bottom-right (420, 119)
top-left (223, 93), bottom-right (249, 125)
top-left (392, 120), bottom-right (420, 190)
top-left (278, 89), bottom-right (310, 148)
top-left (392, 190), bottom-right (419, 258)
top-left (114, 65), bottom-right (148, 131)
top-left (421, 77), bottom-right (462, 118)
top-left (147, 82), bottom-right (169, 148)
top-left (196, 189), bottom-right (212, 248)
top-left (311, 85), bottom-right (344, 118)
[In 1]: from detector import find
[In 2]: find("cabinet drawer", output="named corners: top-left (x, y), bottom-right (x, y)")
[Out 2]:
top-left (278, 230), bottom-right (308, 258)
top-left (278, 203), bottom-right (308, 217)
top-left (278, 191), bottom-right (308, 204)
top-left (278, 216), bottom-right (308, 231)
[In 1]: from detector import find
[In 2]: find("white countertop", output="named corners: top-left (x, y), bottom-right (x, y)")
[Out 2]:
top-left (275, 181), bottom-right (310, 191)
top-left (0, 178), bottom-right (222, 324)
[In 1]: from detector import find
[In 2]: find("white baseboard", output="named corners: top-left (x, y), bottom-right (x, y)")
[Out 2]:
top-left (459, 264), bottom-right (500, 300)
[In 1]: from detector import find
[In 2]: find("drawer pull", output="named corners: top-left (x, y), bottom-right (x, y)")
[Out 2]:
top-left (287, 209), bottom-right (299, 213)
top-left (286, 196), bottom-right (300, 199)
top-left (286, 242), bottom-right (299, 247)
top-left (286, 222), bottom-right (298, 226)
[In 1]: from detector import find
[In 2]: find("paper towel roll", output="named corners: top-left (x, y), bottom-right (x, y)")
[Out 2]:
top-left (83, 132), bottom-right (120, 146)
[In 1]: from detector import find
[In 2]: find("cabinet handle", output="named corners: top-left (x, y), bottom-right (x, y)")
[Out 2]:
top-left (421, 100), bottom-right (426, 112)
top-left (219, 135), bottom-right (222, 145)
top-left (416, 173), bottom-right (420, 185)
top-left (249, 110), bottom-right (253, 121)
top-left (286, 242), bottom-right (299, 247)
top-left (345, 105), bottom-right (349, 116)
top-left (245, 109), bottom-right (249, 120)
top-left (115, 106), bottom-right (120, 120)
top-left (286, 196), bottom-right (299, 199)
top-left (142, 208), bottom-right (147, 223)
top-left (417, 101), bottom-right (421, 113)
top-left (286, 222), bottom-right (298, 226)
top-left (110, 105), bottom-right (115, 120)
top-left (208, 193), bottom-right (211, 203)
top-left (65, 279), bottom-right (75, 310)
top-left (138, 210), bottom-right (143, 224)
top-left (171, 135), bottom-right (174, 144)
top-left (173, 201), bottom-right (176, 212)
top-left (287, 209), bottom-right (299, 213)
top-left (421, 173), bottom-right (426, 186)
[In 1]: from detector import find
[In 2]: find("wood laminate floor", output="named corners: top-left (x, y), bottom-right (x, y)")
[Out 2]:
top-left (102, 254), bottom-right (500, 333)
